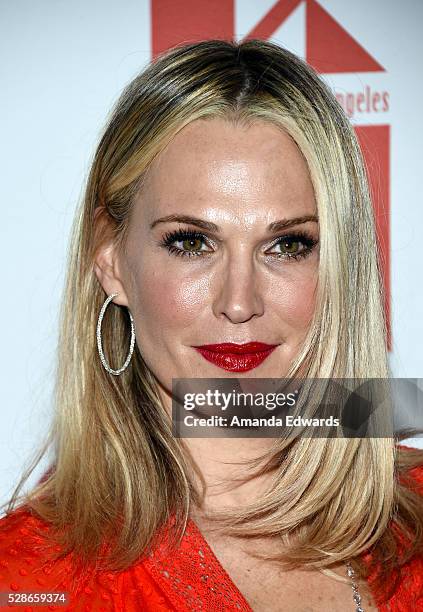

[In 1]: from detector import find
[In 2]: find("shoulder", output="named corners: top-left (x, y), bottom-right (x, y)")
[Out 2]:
top-left (0, 506), bottom-right (172, 610)
top-left (0, 506), bottom-right (71, 594)
top-left (397, 443), bottom-right (423, 489)
top-left (397, 444), bottom-right (423, 470)
top-left (0, 507), bottom-right (109, 606)
top-left (373, 547), bottom-right (423, 610)
top-left (370, 445), bottom-right (423, 608)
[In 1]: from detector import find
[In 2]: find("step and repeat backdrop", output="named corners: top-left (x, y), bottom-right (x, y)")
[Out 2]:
top-left (1, 0), bottom-right (422, 506)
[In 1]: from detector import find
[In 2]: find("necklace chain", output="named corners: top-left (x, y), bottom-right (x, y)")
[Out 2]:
top-left (345, 561), bottom-right (365, 612)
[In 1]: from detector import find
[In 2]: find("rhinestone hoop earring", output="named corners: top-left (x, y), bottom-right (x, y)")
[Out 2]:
top-left (96, 292), bottom-right (135, 375)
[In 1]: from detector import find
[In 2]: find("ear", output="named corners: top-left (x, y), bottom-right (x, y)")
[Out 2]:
top-left (93, 206), bottom-right (129, 307)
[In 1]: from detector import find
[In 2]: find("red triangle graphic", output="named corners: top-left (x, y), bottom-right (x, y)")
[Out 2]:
top-left (306, 0), bottom-right (384, 73)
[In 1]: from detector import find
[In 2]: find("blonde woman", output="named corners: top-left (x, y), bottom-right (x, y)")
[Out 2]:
top-left (1, 39), bottom-right (422, 611)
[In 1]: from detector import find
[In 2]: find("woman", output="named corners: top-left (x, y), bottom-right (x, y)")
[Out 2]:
top-left (1, 39), bottom-right (422, 611)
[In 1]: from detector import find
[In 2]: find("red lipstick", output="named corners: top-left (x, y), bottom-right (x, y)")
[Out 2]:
top-left (193, 342), bottom-right (279, 372)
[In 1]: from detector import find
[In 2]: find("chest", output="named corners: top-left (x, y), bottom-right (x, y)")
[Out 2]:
top-left (203, 536), bottom-right (379, 612)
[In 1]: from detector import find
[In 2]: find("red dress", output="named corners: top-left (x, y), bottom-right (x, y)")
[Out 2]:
top-left (0, 452), bottom-right (422, 611)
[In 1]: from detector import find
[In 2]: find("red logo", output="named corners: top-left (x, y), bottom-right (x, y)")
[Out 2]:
top-left (243, 0), bottom-right (384, 73)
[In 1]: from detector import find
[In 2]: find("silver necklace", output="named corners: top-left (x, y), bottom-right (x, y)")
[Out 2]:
top-left (345, 561), bottom-right (365, 611)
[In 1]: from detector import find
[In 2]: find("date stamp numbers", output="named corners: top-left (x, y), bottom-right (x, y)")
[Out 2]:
top-left (0, 592), bottom-right (69, 606)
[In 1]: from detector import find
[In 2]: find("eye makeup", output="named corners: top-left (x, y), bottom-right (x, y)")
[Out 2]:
top-left (157, 227), bottom-right (318, 262)
top-left (265, 230), bottom-right (318, 262)
top-left (159, 229), bottom-right (215, 258)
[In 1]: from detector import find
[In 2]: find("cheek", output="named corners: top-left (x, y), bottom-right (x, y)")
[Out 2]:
top-left (269, 271), bottom-right (317, 331)
top-left (134, 265), bottom-right (211, 330)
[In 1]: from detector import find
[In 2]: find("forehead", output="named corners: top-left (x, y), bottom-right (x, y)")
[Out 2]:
top-left (133, 117), bottom-right (316, 225)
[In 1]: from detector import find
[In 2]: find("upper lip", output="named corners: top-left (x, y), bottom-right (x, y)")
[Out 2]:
top-left (193, 342), bottom-right (279, 354)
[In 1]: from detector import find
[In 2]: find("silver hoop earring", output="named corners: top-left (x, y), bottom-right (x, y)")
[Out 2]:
top-left (96, 292), bottom-right (135, 375)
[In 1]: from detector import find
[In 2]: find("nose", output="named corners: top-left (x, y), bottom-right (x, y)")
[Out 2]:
top-left (211, 249), bottom-right (265, 323)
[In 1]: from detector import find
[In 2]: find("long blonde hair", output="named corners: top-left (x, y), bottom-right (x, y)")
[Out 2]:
top-left (5, 39), bottom-right (423, 605)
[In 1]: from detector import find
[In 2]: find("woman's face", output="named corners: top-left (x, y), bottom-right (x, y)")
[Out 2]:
top-left (97, 118), bottom-right (319, 395)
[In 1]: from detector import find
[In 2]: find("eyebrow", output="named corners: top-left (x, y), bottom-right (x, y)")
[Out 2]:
top-left (150, 214), bottom-right (318, 233)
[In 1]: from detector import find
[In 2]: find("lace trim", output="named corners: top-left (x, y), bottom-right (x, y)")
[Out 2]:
top-left (143, 518), bottom-right (252, 611)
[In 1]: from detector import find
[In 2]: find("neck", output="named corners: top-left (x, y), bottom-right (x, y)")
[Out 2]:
top-left (158, 383), bottom-right (278, 515)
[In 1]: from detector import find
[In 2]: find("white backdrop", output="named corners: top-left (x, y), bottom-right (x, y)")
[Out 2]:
top-left (1, 0), bottom-right (422, 510)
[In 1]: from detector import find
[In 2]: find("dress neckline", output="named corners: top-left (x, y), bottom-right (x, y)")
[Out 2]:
top-left (142, 514), bottom-right (373, 611)
top-left (142, 514), bottom-right (254, 610)
top-left (140, 445), bottom-right (420, 609)
top-left (187, 516), bottom-right (254, 609)
top-left (185, 517), bottom-right (370, 611)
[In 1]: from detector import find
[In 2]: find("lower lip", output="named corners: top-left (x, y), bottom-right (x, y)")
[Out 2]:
top-left (194, 347), bottom-right (277, 372)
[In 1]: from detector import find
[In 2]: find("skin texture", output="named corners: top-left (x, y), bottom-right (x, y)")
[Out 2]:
top-left (94, 117), bottom-right (320, 508)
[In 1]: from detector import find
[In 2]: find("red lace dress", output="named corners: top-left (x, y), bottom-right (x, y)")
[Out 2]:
top-left (0, 456), bottom-right (422, 611)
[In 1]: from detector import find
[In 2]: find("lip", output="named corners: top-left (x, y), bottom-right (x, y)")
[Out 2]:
top-left (192, 342), bottom-right (279, 372)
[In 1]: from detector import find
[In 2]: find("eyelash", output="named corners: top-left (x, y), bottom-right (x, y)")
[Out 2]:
top-left (158, 228), bottom-right (318, 262)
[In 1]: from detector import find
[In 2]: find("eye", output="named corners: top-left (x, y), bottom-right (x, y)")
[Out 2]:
top-left (159, 229), bottom-right (214, 258)
top-left (158, 228), bottom-right (318, 262)
top-left (265, 233), bottom-right (318, 262)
